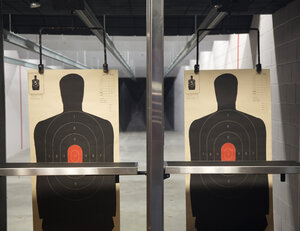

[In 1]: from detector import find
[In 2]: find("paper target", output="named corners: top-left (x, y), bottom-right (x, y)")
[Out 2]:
top-left (185, 70), bottom-right (272, 231)
top-left (28, 70), bottom-right (119, 231)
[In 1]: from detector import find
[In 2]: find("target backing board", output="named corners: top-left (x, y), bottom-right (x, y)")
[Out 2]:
top-left (184, 69), bottom-right (273, 231)
top-left (28, 69), bottom-right (120, 231)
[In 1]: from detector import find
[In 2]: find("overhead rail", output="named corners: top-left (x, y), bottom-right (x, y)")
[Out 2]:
top-left (38, 27), bottom-right (108, 74)
top-left (194, 28), bottom-right (262, 74)
top-left (164, 5), bottom-right (228, 77)
top-left (4, 56), bottom-right (52, 70)
top-left (74, 1), bottom-right (135, 79)
top-left (3, 29), bottom-right (89, 69)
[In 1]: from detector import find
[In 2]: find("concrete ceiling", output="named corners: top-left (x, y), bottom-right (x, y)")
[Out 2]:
top-left (2, 0), bottom-right (293, 36)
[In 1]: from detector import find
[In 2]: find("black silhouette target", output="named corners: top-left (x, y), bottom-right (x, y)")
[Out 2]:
top-left (34, 73), bottom-right (116, 230)
top-left (197, 110), bottom-right (261, 195)
top-left (44, 112), bottom-right (107, 201)
top-left (189, 73), bottom-right (269, 230)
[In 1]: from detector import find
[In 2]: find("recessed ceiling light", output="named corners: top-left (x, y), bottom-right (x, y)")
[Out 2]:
top-left (30, 0), bottom-right (41, 8)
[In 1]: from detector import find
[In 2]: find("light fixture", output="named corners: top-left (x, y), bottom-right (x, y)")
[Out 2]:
top-left (30, 0), bottom-right (41, 8)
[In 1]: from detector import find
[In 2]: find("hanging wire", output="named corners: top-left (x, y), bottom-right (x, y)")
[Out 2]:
top-left (194, 27), bottom-right (262, 74)
top-left (38, 26), bottom-right (108, 74)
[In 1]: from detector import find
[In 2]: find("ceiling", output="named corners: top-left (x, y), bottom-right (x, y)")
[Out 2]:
top-left (2, 0), bottom-right (294, 36)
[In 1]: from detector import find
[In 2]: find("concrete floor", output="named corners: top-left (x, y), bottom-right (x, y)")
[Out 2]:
top-left (7, 131), bottom-right (185, 231)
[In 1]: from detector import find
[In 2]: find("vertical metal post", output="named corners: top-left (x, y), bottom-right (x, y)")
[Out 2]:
top-left (194, 15), bottom-right (197, 33)
top-left (146, 0), bottom-right (164, 230)
top-left (8, 14), bottom-right (11, 32)
top-left (0, 3), bottom-right (7, 231)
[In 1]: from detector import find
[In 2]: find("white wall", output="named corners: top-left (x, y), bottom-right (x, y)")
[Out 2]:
top-left (4, 50), bottom-right (30, 159)
top-left (196, 33), bottom-right (253, 70)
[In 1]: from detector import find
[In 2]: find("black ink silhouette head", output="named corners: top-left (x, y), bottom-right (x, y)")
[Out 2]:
top-left (60, 74), bottom-right (84, 112)
top-left (214, 73), bottom-right (238, 110)
top-left (191, 76), bottom-right (193, 79)
top-left (32, 75), bottom-right (40, 90)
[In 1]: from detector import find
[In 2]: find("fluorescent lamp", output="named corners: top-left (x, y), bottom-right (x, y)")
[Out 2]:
top-left (30, 0), bottom-right (41, 8)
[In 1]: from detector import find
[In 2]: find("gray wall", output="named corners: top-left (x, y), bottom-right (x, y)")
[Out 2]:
top-left (174, 66), bottom-right (185, 131)
top-left (272, 0), bottom-right (300, 230)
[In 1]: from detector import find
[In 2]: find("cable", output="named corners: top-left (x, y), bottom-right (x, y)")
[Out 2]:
top-left (38, 26), bottom-right (109, 74)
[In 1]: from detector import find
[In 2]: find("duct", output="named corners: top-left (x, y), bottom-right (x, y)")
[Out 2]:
top-left (3, 29), bottom-right (89, 69)
top-left (164, 6), bottom-right (228, 77)
top-left (4, 56), bottom-right (52, 70)
top-left (75, 1), bottom-right (135, 78)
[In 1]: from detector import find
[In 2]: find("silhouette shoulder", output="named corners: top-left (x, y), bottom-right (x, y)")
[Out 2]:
top-left (85, 113), bottom-right (114, 132)
top-left (34, 115), bottom-right (58, 135)
top-left (240, 111), bottom-right (266, 129)
top-left (102, 118), bottom-right (114, 132)
top-left (189, 114), bottom-right (212, 133)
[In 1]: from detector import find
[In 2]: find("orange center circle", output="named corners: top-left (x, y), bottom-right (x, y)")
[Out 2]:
top-left (221, 143), bottom-right (236, 161)
top-left (67, 145), bottom-right (83, 163)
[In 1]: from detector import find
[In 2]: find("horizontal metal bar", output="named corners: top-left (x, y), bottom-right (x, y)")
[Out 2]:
top-left (0, 162), bottom-right (138, 176)
top-left (4, 56), bottom-right (52, 69)
top-left (3, 29), bottom-right (90, 69)
top-left (165, 161), bottom-right (300, 174)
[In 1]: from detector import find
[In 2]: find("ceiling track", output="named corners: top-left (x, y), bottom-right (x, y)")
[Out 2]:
top-left (3, 29), bottom-right (90, 69)
top-left (4, 56), bottom-right (52, 70)
top-left (164, 6), bottom-right (228, 77)
top-left (75, 1), bottom-right (135, 78)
